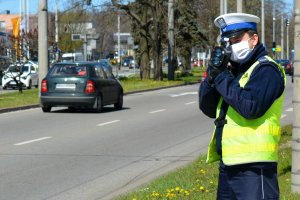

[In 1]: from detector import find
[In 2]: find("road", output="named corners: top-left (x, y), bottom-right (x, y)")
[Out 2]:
top-left (0, 76), bottom-right (294, 200)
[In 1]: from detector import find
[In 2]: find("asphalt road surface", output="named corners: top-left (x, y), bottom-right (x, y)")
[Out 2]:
top-left (0, 76), bottom-right (294, 200)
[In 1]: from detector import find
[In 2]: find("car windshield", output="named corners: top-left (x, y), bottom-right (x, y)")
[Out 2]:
top-left (7, 65), bottom-right (21, 72)
top-left (49, 64), bottom-right (87, 77)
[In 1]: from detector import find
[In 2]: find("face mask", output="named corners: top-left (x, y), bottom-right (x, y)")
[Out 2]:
top-left (230, 39), bottom-right (253, 63)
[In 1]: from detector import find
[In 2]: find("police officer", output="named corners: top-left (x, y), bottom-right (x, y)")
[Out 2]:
top-left (199, 13), bottom-right (285, 200)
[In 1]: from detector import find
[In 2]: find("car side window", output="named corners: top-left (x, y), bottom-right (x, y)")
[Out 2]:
top-left (31, 66), bottom-right (36, 72)
top-left (92, 65), bottom-right (106, 79)
top-left (102, 66), bottom-right (114, 79)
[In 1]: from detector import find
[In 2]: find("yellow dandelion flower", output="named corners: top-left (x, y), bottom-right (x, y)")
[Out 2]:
top-left (200, 186), bottom-right (205, 191)
top-left (175, 186), bottom-right (180, 191)
top-left (184, 190), bottom-right (190, 196)
top-left (210, 181), bottom-right (214, 184)
top-left (206, 189), bottom-right (210, 193)
top-left (151, 191), bottom-right (160, 197)
top-left (132, 198), bottom-right (137, 200)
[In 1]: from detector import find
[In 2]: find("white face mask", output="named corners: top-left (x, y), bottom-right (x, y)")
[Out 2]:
top-left (230, 39), bottom-right (253, 63)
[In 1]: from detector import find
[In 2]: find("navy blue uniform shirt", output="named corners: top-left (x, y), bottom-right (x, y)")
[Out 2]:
top-left (199, 43), bottom-right (285, 169)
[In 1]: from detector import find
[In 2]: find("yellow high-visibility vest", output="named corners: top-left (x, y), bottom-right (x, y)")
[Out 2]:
top-left (206, 56), bottom-right (286, 165)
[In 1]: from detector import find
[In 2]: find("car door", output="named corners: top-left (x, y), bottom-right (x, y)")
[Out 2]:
top-left (91, 65), bottom-right (112, 105)
top-left (101, 65), bottom-right (119, 103)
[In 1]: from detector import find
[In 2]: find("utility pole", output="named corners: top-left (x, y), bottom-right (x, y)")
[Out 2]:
top-left (286, 19), bottom-right (290, 59)
top-left (273, 4), bottom-right (276, 58)
top-left (261, 0), bottom-right (265, 46)
top-left (220, 0), bottom-right (227, 15)
top-left (281, 15), bottom-right (284, 59)
top-left (292, 0), bottom-right (300, 194)
top-left (38, 0), bottom-right (48, 92)
top-left (167, 0), bottom-right (175, 80)
top-left (55, 0), bottom-right (59, 62)
top-left (83, 33), bottom-right (87, 61)
top-left (237, 0), bottom-right (242, 12)
top-left (117, 11), bottom-right (120, 76)
top-left (220, 0), bottom-right (224, 15)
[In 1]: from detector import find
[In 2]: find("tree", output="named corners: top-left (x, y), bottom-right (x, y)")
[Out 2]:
top-left (111, 0), bottom-right (156, 80)
top-left (174, 0), bottom-right (208, 72)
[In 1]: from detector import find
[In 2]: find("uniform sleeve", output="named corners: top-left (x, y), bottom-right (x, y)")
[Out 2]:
top-left (213, 64), bottom-right (284, 119)
top-left (199, 78), bottom-right (221, 118)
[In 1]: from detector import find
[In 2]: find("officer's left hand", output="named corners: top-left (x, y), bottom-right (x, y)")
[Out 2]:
top-left (207, 46), bottom-right (230, 82)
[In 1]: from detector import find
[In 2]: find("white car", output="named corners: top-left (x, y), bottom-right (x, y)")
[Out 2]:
top-left (2, 63), bottom-right (38, 89)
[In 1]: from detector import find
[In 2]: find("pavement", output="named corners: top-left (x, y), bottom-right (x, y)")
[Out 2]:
top-left (0, 82), bottom-right (198, 114)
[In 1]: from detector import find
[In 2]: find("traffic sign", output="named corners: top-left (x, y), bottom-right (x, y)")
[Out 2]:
top-left (276, 46), bottom-right (281, 52)
top-left (72, 34), bottom-right (82, 41)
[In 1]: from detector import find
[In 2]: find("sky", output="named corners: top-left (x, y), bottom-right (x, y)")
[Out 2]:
top-left (0, 0), bottom-right (295, 15)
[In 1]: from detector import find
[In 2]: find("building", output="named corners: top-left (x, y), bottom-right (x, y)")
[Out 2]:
top-left (113, 32), bottom-right (134, 58)
top-left (0, 13), bottom-right (19, 56)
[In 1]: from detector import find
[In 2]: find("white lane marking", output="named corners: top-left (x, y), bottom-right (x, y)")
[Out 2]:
top-left (14, 137), bottom-right (52, 146)
top-left (170, 92), bottom-right (197, 97)
top-left (149, 109), bottom-right (166, 114)
top-left (97, 120), bottom-right (120, 127)
top-left (185, 101), bottom-right (196, 105)
top-left (281, 114), bottom-right (287, 119)
top-left (286, 107), bottom-right (293, 112)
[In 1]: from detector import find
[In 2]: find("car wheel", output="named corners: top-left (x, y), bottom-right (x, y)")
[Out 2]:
top-left (95, 96), bottom-right (102, 113)
top-left (27, 80), bottom-right (32, 89)
top-left (2, 86), bottom-right (7, 90)
top-left (114, 92), bottom-right (123, 110)
top-left (42, 106), bottom-right (51, 112)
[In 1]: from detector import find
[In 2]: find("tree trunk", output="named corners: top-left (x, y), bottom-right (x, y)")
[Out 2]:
top-left (139, 33), bottom-right (151, 79)
top-left (152, 1), bottom-right (163, 81)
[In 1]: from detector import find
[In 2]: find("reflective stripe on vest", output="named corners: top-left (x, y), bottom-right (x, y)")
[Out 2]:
top-left (206, 56), bottom-right (286, 165)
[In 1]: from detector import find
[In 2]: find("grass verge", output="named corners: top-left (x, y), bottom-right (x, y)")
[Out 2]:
top-left (0, 68), bottom-right (205, 109)
top-left (115, 125), bottom-right (300, 200)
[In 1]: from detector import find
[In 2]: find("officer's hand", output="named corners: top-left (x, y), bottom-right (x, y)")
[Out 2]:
top-left (207, 65), bottom-right (224, 83)
top-left (207, 46), bottom-right (230, 82)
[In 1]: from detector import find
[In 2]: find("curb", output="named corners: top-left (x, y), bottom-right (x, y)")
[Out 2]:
top-left (0, 82), bottom-right (199, 114)
top-left (0, 104), bottom-right (40, 114)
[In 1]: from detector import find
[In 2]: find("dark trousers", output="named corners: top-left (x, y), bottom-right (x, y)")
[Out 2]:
top-left (217, 166), bottom-right (279, 200)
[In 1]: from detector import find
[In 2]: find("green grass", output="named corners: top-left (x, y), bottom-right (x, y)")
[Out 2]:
top-left (114, 125), bottom-right (300, 200)
top-left (0, 88), bottom-right (40, 109)
top-left (0, 68), bottom-right (205, 109)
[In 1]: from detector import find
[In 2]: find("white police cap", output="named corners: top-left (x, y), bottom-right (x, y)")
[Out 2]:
top-left (214, 13), bottom-right (260, 38)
